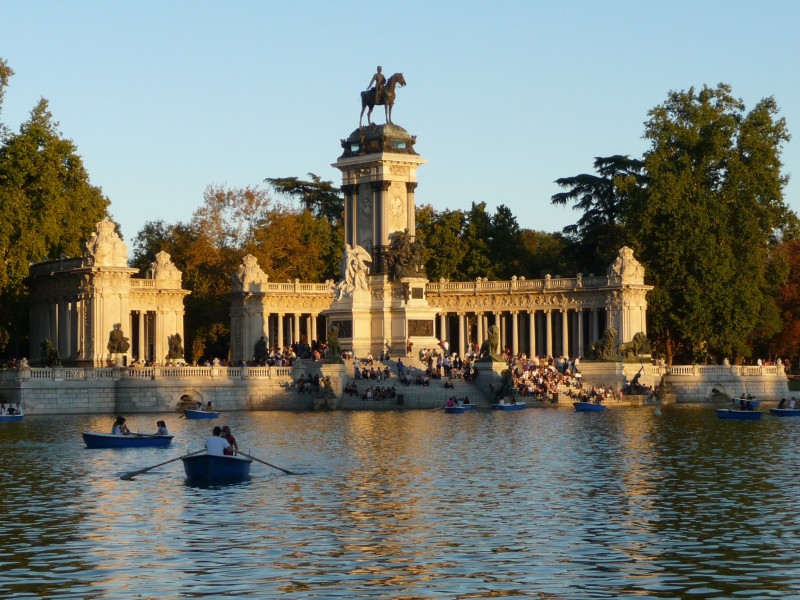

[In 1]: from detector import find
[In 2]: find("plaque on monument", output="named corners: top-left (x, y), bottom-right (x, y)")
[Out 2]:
top-left (330, 320), bottom-right (353, 338)
top-left (408, 319), bottom-right (433, 337)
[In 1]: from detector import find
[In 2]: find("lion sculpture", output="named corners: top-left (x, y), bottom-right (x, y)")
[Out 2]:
top-left (478, 325), bottom-right (503, 362)
top-left (591, 328), bottom-right (617, 361)
top-left (617, 331), bottom-right (651, 360)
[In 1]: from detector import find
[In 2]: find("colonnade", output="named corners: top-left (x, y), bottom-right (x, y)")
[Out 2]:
top-left (434, 308), bottom-right (608, 359)
top-left (236, 311), bottom-right (326, 359)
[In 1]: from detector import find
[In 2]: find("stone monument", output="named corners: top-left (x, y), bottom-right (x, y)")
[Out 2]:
top-left (327, 84), bottom-right (439, 357)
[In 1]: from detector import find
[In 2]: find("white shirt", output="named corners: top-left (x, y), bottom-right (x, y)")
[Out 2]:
top-left (205, 436), bottom-right (231, 456)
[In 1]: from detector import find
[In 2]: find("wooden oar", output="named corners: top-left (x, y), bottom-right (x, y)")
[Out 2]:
top-left (237, 451), bottom-right (294, 475)
top-left (120, 449), bottom-right (205, 480)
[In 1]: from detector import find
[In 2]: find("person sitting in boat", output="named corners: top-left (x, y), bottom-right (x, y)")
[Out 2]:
top-left (155, 420), bottom-right (169, 436)
top-left (463, 397), bottom-right (471, 405)
top-left (112, 416), bottom-right (130, 436)
top-left (221, 425), bottom-right (238, 455)
top-left (445, 397), bottom-right (455, 408)
top-left (739, 398), bottom-right (747, 411)
top-left (6, 405), bottom-right (16, 415)
top-left (790, 398), bottom-right (797, 409)
top-left (205, 426), bottom-right (231, 456)
top-left (206, 401), bottom-right (213, 412)
top-left (196, 401), bottom-right (203, 411)
top-left (778, 398), bottom-right (787, 409)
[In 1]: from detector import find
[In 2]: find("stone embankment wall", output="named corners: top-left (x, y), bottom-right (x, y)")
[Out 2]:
top-left (0, 362), bottom-right (790, 414)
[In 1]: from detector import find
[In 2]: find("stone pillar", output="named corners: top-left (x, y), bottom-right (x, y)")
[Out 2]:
top-left (277, 313), bottom-right (285, 350)
top-left (458, 313), bottom-right (465, 357)
top-left (477, 313), bottom-right (484, 348)
top-left (49, 301), bottom-right (58, 350)
top-left (561, 309), bottom-right (569, 358)
top-left (528, 310), bottom-right (536, 358)
top-left (310, 313), bottom-right (317, 344)
top-left (405, 182), bottom-right (418, 236)
top-left (577, 309), bottom-right (584, 358)
top-left (439, 312), bottom-right (446, 343)
top-left (138, 311), bottom-right (145, 361)
top-left (293, 313), bottom-right (301, 346)
top-left (591, 308), bottom-right (599, 344)
top-left (545, 310), bottom-right (553, 357)
top-left (511, 311), bottom-right (519, 356)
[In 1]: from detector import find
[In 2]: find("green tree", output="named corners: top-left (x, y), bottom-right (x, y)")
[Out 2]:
top-left (627, 84), bottom-right (791, 363)
top-left (490, 204), bottom-right (524, 279)
top-left (551, 155), bottom-right (645, 274)
top-left (415, 204), bottom-right (469, 281)
top-left (0, 91), bottom-right (109, 356)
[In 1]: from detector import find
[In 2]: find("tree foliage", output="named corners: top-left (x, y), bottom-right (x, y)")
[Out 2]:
top-left (626, 84), bottom-right (791, 362)
top-left (0, 62), bottom-right (110, 357)
top-left (551, 155), bottom-right (645, 274)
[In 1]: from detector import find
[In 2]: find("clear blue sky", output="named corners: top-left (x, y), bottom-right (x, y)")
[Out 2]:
top-left (2, 0), bottom-right (799, 245)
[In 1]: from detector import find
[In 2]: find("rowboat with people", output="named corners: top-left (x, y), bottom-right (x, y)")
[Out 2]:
top-left (444, 405), bottom-right (466, 414)
top-left (0, 404), bottom-right (23, 422)
top-left (492, 401), bottom-right (526, 411)
top-left (82, 432), bottom-right (174, 448)
top-left (181, 453), bottom-right (252, 481)
top-left (769, 408), bottom-right (800, 417)
top-left (716, 409), bottom-right (763, 421)
top-left (183, 409), bottom-right (220, 420)
top-left (573, 401), bottom-right (606, 412)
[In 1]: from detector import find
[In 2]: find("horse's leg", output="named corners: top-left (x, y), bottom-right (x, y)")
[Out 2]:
top-left (360, 104), bottom-right (365, 127)
top-left (386, 103), bottom-right (390, 124)
top-left (367, 105), bottom-right (373, 125)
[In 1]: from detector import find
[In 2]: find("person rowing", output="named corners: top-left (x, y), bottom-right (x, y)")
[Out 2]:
top-left (155, 420), bottom-right (169, 436)
top-left (205, 426), bottom-right (231, 456)
top-left (112, 416), bottom-right (130, 436)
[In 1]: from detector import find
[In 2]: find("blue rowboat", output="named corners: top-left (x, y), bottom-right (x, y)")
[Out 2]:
top-left (492, 402), bottom-right (526, 411)
top-left (0, 414), bottom-right (24, 422)
top-left (769, 408), bottom-right (800, 417)
top-left (462, 404), bottom-right (476, 411)
top-left (444, 405), bottom-right (466, 414)
top-left (184, 409), bottom-right (220, 420)
top-left (716, 409), bottom-right (763, 421)
top-left (574, 401), bottom-right (606, 412)
top-left (83, 432), bottom-right (174, 448)
top-left (182, 453), bottom-right (252, 481)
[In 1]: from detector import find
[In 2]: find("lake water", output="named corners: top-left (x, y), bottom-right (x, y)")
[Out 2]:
top-left (2, 405), bottom-right (800, 599)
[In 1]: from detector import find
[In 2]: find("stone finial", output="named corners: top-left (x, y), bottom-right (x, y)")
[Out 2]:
top-left (232, 254), bottom-right (269, 292)
top-left (83, 219), bottom-right (129, 268)
top-left (148, 251), bottom-right (182, 284)
top-left (608, 247), bottom-right (645, 284)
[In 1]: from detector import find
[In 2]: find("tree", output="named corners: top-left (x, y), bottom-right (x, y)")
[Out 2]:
top-left (627, 84), bottom-right (791, 363)
top-left (0, 93), bottom-right (109, 357)
top-left (551, 155), bottom-right (645, 274)
top-left (490, 204), bottom-right (524, 279)
top-left (265, 174), bottom-right (343, 280)
top-left (415, 204), bottom-right (469, 281)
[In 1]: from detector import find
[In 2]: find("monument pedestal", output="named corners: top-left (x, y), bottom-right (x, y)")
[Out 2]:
top-left (474, 360), bottom-right (510, 402)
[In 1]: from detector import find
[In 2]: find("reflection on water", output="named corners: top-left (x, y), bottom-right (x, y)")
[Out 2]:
top-left (2, 406), bottom-right (800, 598)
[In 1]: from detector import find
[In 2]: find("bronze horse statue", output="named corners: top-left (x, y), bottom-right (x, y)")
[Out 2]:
top-left (360, 72), bottom-right (406, 127)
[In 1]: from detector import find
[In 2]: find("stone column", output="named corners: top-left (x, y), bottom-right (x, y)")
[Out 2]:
top-left (476, 312), bottom-right (484, 348)
top-left (458, 313), bottom-right (465, 357)
top-left (138, 311), bottom-right (145, 361)
top-left (405, 182), bottom-right (418, 236)
top-left (293, 313), bottom-right (301, 346)
top-left (277, 313), bottom-right (285, 350)
top-left (511, 311), bottom-right (519, 356)
top-left (310, 313), bottom-right (317, 344)
top-left (591, 308), bottom-right (599, 345)
top-left (545, 310), bottom-right (553, 357)
top-left (561, 309), bottom-right (569, 358)
top-left (577, 309), bottom-right (584, 358)
top-left (528, 310), bottom-right (536, 357)
top-left (49, 301), bottom-right (58, 350)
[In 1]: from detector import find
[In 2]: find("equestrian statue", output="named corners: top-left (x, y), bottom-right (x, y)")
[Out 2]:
top-left (360, 66), bottom-right (406, 127)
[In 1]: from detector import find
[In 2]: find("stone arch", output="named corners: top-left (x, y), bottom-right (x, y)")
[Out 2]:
top-left (174, 388), bottom-right (205, 410)
top-left (708, 386), bottom-right (731, 403)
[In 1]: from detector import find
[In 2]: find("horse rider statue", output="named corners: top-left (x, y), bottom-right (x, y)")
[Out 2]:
top-left (366, 65), bottom-right (386, 104)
